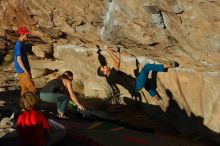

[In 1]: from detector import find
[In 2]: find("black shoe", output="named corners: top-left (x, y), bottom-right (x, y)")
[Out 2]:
top-left (170, 61), bottom-right (179, 68)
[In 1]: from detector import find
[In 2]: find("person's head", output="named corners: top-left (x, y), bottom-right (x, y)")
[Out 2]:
top-left (61, 70), bottom-right (73, 81)
top-left (20, 92), bottom-right (39, 111)
top-left (97, 65), bottom-right (110, 76)
top-left (17, 27), bottom-right (31, 41)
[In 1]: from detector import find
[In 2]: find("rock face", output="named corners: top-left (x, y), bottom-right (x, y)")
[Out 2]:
top-left (101, 0), bottom-right (220, 67)
top-left (0, 0), bottom-right (105, 44)
top-left (31, 44), bottom-right (53, 58)
top-left (0, 0), bottom-right (220, 143)
top-left (53, 44), bottom-right (220, 141)
top-left (158, 69), bottom-right (220, 139)
top-left (54, 45), bottom-right (106, 97)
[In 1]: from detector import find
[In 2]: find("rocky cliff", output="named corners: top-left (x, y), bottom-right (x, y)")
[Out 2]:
top-left (0, 0), bottom-right (220, 143)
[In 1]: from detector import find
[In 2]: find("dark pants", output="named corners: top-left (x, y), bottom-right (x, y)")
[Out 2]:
top-left (40, 93), bottom-right (69, 113)
top-left (134, 64), bottom-right (164, 96)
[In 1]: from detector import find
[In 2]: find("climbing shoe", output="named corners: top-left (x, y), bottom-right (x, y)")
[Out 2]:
top-left (170, 61), bottom-right (179, 68)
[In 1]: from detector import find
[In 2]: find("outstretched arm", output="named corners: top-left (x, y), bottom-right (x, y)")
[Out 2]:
top-left (104, 44), bottom-right (121, 70)
top-left (66, 81), bottom-right (84, 111)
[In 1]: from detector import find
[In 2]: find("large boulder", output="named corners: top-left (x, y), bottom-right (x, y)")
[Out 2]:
top-left (53, 44), bottom-right (107, 97)
top-left (53, 44), bottom-right (220, 143)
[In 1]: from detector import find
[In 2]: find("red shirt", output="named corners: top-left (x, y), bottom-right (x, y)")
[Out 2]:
top-left (16, 109), bottom-right (49, 146)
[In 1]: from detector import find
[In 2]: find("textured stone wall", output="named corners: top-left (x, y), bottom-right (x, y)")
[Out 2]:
top-left (0, 0), bottom-right (220, 142)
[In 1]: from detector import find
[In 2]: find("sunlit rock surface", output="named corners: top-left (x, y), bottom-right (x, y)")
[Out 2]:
top-left (0, 0), bottom-right (220, 142)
